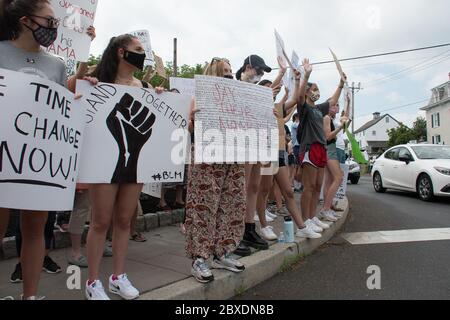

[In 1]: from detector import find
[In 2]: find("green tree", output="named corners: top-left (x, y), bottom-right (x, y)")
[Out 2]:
top-left (387, 116), bottom-right (428, 147)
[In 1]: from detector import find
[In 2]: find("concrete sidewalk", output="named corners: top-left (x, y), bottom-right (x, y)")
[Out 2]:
top-left (0, 195), bottom-right (349, 300)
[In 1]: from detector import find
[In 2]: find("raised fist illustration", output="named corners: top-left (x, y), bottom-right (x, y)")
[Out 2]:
top-left (107, 93), bottom-right (156, 183)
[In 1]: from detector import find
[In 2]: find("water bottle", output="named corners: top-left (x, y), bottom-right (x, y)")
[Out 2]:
top-left (278, 232), bottom-right (285, 243)
top-left (283, 216), bottom-right (295, 243)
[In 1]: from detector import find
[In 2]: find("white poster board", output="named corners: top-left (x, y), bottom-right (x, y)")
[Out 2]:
top-left (274, 29), bottom-right (294, 75)
top-left (329, 48), bottom-right (346, 82)
top-left (130, 30), bottom-right (155, 68)
top-left (287, 51), bottom-right (302, 99)
top-left (170, 77), bottom-right (195, 97)
top-left (75, 81), bottom-right (191, 183)
top-left (0, 68), bottom-right (86, 211)
top-left (142, 183), bottom-right (162, 198)
top-left (47, 0), bottom-right (98, 63)
top-left (194, 75), bottom-right (278, 164)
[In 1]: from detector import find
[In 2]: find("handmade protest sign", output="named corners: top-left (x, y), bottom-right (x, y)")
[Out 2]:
top-left (329, 48), bottom-right (346, 82)
top-left (75, 80), bottom-right (191, 183)
top-left (154, 54), bottom-right (167, 79)
top-left (194, 75), bottom-right (279, 164)
top-left (142, 183), bottom-right (162, 199)
top-left (274, 29), bottom-right (294, 72)
top-left (0, 68), bottom-right (86, 210)
top-left (287, 51), bottom-right (302, 99)
top-left (170, 77), bottom-right (195, 97)
top-left (47, 0), bottom-right (98, 63)
top-left (130, 30), bottom-right (155, 68)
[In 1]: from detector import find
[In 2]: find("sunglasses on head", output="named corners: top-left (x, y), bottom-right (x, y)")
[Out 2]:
top-left (28, 15), bottom-right (60, 28)
top-left (211, 57), bottom-right (230, 64)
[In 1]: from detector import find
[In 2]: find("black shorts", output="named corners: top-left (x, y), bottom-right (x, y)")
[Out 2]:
top-left (279, 151), bottom-right (286, 168)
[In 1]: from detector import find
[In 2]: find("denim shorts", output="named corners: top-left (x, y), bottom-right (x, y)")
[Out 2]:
top-left (326, 143), bottom-right (339, 161)
top-left (336, 147), bottom-right (346, 164)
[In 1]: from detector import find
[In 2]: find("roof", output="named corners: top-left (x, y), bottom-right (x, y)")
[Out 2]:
top-left (420, 96), bottom-right (450, 111)
top-left (354, 114), bottom-right (402, 134)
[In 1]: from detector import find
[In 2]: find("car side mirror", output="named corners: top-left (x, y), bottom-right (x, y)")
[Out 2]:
top-left (399, 155), bottom-right (412, 164)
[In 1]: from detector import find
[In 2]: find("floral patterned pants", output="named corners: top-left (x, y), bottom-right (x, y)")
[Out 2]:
top-left (185, 163), bottom-right (246, 260)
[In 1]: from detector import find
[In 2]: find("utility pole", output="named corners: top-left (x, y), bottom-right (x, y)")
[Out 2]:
top-left (173, 38), bottom-right (178, 77)
top-left (349, 82), bottom-right (362, 133)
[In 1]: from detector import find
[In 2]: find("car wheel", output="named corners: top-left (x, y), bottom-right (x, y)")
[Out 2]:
top-left (417, 174), bottom-right (435, 202)
top-left (373, 172), bottom-right (386, 193)
top-left (351, 177), bottom-right (360, 185)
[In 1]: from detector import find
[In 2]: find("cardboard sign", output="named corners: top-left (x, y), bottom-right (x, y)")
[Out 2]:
top-left (154, 54), bottom-right (167, 79)
top-left (194, 75), bottom-right (279, 164)
top-left (274, 29), bottom-right (294, 70)
top-left (75, 80), bottom-right (191, 183)
top-left (329, 48), bottom-right (346, 82)
top-left (142, 183), bottom-right (162, 198)
top-left (0, 68), bottom-right (86, 210)
top-left (47, 0), bottom-right (98, 63)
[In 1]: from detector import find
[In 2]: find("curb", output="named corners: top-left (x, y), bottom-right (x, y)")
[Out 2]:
top-left (140, 197), bottom-right (349, 300)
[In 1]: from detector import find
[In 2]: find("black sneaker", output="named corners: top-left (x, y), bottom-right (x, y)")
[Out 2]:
top-left (10, 263), bottom-right (22, 283)
top-left (242, 224), bottom-right (269, 250)
top-left (234, 242), bottom-right (251, 257)
top-left (43, 256), bottom-right (62, 274)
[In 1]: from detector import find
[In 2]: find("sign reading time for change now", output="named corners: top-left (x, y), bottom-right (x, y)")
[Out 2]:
top-left (0, 68), bottom-right (86, 211)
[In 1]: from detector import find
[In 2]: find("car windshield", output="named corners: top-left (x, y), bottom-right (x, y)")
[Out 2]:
top-left (411, 146), bottom-right (450, 160)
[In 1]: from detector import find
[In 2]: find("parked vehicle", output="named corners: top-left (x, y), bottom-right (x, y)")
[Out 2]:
top-left (346, 159), bottom-right (361, 185)
top-left (372, 144), bottom-right (450, 201)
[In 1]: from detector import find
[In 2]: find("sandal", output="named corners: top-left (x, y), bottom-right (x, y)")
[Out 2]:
top-left (130, 232), bottom-right (147, 242)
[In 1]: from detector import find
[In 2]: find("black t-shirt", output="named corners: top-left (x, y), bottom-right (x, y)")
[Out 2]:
top-left (297, 101), bottom-right (330, 152)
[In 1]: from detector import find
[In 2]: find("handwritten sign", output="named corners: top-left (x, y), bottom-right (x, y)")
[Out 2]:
top-left (0, 68), bottom-right (86, 211)
top-left (47, 0), bottom-right (98, 63)
top-left (287, 51), bottom-right (302, 99)
top-left (142, 183), bottom-right (162, 198)
top-left (194, 75), bottom-right (278, 164)
top-left (170, 77), bottom-right (195, 97)
top-left (130, 30), bottom-right (155, 68)
top-left (75, 80), bottom-right (191, 183)
top-left (274, 29), bottom-right (294, 71)
top-left (329, 48), bottom-right (346, 82)
top-left (154, 54), bottom-right (167, 79)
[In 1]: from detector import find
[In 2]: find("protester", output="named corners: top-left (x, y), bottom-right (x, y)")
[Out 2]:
top-left (84, 34), bottom-right (164, 300)
top-left (297, 59), bottom-right (345, 228)
top-left (184, 57), bottom-right (246, 284)
top-left (235, 55), bottom-right (272, 256)
top-left (0, 0), bottom-right (69, 300)
top-left (290, 114), bottom-right (303, 192)
top-left (321, 101), bottom-right (348, 220)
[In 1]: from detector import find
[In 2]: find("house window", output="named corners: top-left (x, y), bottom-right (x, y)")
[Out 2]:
top-left (432, 113), bottom-right (440, 128)
top-left (438, 88), bottom-right (445, 101)
top-left (372, 131), bottom-right (376, 136)
top-left (433, 135), bottom-right (442, 144)
top-left (386, 117), bottom-right (390, 123)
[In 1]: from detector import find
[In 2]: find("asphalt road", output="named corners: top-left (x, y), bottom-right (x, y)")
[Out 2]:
top-left (236, 175), bottom-right (450, 300)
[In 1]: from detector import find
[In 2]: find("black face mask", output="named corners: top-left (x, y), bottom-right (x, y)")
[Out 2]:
top-left (224, 75), bottom-right (234, 80)
top-left (25, 21), bottom-right (58, 47)
top-left (123, 50), bottom-right (146, 70)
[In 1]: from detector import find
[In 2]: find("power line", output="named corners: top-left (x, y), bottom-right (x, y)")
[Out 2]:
top-left (272, 42), bottom-right (450, 70)
top-left (358, 98), bottom-right (429, 117)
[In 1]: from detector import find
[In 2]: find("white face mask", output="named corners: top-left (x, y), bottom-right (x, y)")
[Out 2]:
top-left (249, 74), bottom-right (263, 84)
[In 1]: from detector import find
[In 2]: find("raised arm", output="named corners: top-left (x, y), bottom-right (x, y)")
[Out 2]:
top-left (284, 69), bottom-right (302, 115)
top-left (298, 58), bottom-right (313, 109)
top-left (324, 114), bottom-right (348, 142)
top-left (328, 73), bottom-right (346, 107)
top-left (271, 56), bottom-right (288, 89)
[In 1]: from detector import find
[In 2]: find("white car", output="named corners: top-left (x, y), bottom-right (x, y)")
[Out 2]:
top-left (346, 159), bottom-right (361, 184)
top-left (372, 144), bottom-right (450, 201)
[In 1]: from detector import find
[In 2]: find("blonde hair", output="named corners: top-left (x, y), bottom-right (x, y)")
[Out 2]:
top-left (204, 58), bottom-right (230, 77)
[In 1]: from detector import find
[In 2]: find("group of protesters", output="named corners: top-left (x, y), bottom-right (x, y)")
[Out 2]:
top-left (0, 0), bottom-right (349, 300)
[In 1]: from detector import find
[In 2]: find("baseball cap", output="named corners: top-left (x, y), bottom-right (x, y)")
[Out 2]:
top-left (236, 54), bottom-right (272, 80)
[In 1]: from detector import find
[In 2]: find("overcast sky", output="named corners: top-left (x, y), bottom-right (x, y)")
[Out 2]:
top-left (89, 0), bottom-right (450, 129)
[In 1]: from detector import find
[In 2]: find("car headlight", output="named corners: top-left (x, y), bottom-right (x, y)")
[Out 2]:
top-left (434, 167), bottom-right (450, 176)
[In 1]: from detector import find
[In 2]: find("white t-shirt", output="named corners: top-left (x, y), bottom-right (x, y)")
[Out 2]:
top-left (334, 117), bottom-right (346, 150)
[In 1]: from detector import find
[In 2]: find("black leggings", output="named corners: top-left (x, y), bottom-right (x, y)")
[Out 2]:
top-left (15, 212), bottom-right (56, 257)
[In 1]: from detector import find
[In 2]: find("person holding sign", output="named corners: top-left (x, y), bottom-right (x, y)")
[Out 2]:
top-left (321, 100), bottom-right (348, 220)
top-left (185, 57), bottom-right (246, 284)
top-left (235, 55), bottom-right (273, 256)
top-left (83, 34), bottom-right (164, 300)
top-left (297, 58), bottom-right (345, 228)
top-left (257, 69), bottom-right (322, 241)
top-left (0, 0), bottom-right (67, 300)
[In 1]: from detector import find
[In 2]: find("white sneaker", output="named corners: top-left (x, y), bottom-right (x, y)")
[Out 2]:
top-left (319, 210), bottom-right (338, 222)
top-left (20, 295), bottom-right (45, 300)
top-left (109, 274), bottom-right (139, 300)
top-left (260, 226), bottom-right (278, 241)
top-left (312, 217), bottom-right (330, 230)
top-left (296, 225), bottom-right (322, 239)
top-left (192, 258), bottom-right (214, 283)
top-left (266, 209), bottom-right (277, 220)
top-left (85, 280), bottom-right (110, 300)
top-left (254, 212), bottom-right (274, 223)
top-left (306, 219), bottom-right (323, 233)
top-left (212, 254), bottom-right (245, 273)
top-left (332, 210), bottom-right (343, 219)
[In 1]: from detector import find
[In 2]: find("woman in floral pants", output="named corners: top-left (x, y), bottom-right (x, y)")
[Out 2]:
top-left (185, 58), bottom-right (246, 283)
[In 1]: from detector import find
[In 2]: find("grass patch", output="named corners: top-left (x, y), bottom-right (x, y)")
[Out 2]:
top-left (279, 254), bottom-right (305, 273)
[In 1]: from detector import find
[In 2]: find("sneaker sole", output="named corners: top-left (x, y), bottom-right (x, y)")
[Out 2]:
top-left (211, 261), bottom-right (245, 273)
top-left (9, 278), bottom-right (22, 284)
top-left (234, 249), bottom-right (252, 257)
top-left (242, 240), bottom-right (269, 250)
top-left (191, 272), bottom-right (214, 284)
top-left (109, 286), bottom-right (139, 300)
top-left (43, 268), bottom-right (62, 274)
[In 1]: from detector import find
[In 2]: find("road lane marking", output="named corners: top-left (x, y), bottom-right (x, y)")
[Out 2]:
top-left (341, 228), bottom-right (450, 245)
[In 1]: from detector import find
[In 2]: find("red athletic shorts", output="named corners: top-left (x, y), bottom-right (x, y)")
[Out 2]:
top-left (299, 143), bottom-right (328, 168)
